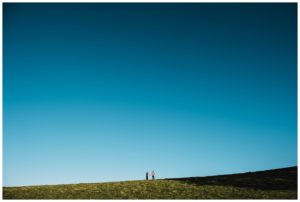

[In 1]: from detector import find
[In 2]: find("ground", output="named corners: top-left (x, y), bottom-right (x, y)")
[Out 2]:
top-left (3, 166), bottom-right (297, 199)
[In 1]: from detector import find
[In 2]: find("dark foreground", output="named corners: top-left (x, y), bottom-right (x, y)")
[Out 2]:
top-left (3, 166), bottom-right (297, 199)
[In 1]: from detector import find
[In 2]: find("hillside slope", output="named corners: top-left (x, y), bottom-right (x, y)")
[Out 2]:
top-left (3, 166), bottom-right (297, 199)
top-left (167, 166), bottom-right (297, 190)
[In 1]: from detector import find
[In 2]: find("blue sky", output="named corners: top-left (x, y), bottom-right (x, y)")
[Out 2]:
top-left (3, 3), bottom-right (297, 186)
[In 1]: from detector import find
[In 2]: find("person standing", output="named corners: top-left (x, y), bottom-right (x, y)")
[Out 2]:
top-left (146, 171), bottom-right (149, 180)
top-left (151, 170), bottom-right (155, 180)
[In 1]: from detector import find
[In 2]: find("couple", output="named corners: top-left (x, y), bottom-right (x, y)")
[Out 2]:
top-left (146, 170), bottom-right (155, 180)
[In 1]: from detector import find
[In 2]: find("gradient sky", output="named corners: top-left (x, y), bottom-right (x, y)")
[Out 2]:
top-left (3, 3), bottom-right (297, 186)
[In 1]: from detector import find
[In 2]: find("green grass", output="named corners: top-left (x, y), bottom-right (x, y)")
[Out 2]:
top-left (3, 167), bottom-right (297, 199)
top-left (3, 180), bottom-right (297, 199)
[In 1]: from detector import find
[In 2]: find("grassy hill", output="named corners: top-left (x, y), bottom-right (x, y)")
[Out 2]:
top-left (3, 166), bottom-right (297, 199)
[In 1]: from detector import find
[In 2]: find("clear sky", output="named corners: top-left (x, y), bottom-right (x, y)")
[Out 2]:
top-left (3, 3), bottom-right (297, 186)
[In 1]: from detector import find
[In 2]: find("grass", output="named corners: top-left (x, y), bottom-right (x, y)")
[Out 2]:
top-left (3, 166), bottom-right (297, 199)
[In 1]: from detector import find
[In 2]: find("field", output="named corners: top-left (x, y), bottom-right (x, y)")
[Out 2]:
top-left (3, 166), bottom-right (297, 199)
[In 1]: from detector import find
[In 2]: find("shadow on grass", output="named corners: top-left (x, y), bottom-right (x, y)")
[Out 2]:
top-left (165, 166), bottom-right (297, 190)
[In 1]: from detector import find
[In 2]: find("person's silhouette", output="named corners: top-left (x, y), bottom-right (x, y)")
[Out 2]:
top-left (146, 171), bottom-right (149, 180)
top-left (151, 170), bottom-right (155, 180)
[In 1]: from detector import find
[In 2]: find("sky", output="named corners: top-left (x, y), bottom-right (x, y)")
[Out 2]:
top-left (3, 3), bottom-right (297, 186)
